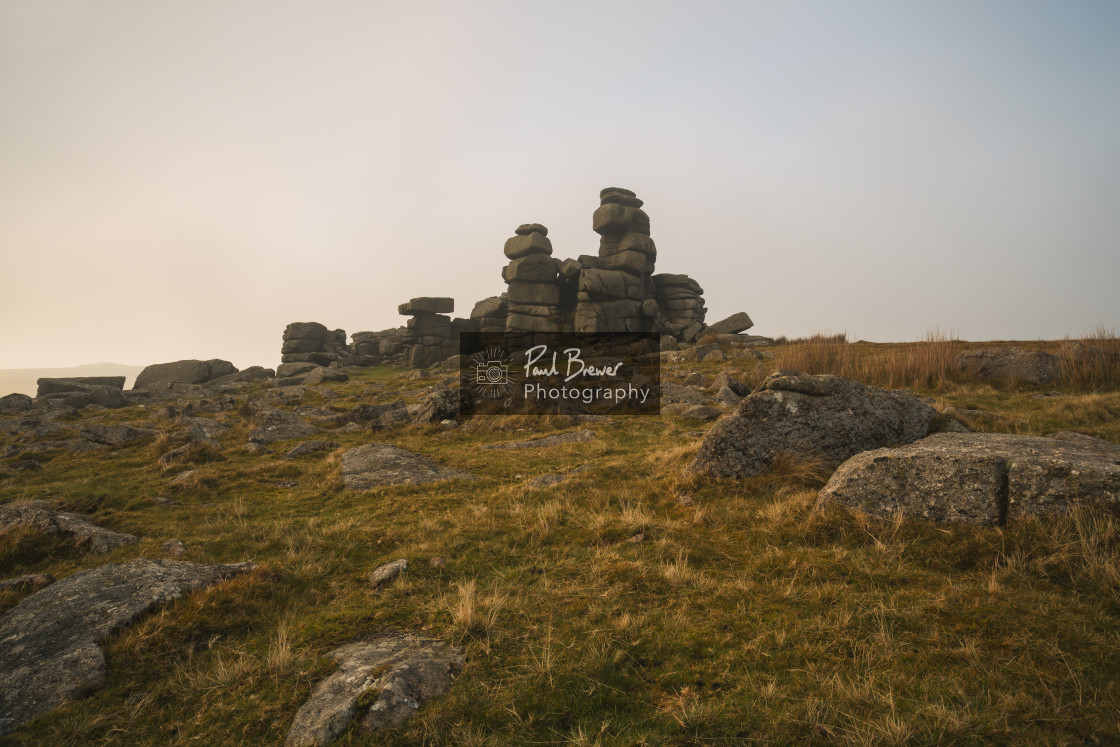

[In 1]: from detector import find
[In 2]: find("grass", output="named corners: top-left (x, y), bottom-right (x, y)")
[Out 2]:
top-left (0, 353), bottom-right (1118, 745)
top-left (765, 326), bottom-right (1120, 393)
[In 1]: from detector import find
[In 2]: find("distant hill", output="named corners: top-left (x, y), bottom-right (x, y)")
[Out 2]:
top-left (0, 362), bottom-right (145, 397)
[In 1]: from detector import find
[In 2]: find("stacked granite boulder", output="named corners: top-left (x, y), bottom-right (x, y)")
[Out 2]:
top-left (399, 298), bottom-right (458, 367)
top-left (281, 322), bottom-right (349, 368)
top-left (653, 274), bottom-right (706, 343)
top-left (571, 188), bottom-right (659, 335)
top-left (503, 224), bottom-right (564, 334)
top-left (471, 295), bottom-right (508, 335)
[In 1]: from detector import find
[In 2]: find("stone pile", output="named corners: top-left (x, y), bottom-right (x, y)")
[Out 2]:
top-left (574, 188), bottom-right (658, 334)
top-left (399, 297), bottom-right (458, 367)
top-left (281, 322), bottom-right (349, 368)
top-left (503, 224), bottom-right (564, 334)
top-left (653, 274), bottom-right (706, 343)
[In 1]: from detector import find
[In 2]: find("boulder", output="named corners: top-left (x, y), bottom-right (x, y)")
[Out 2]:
top-left (398, 297), bottom-right (454, 315)
top-left (79, 423), bottom-right (158, 447)
top-left (369, 559), bottom-right (409, 589)
top-left (133, 359), bottom-right (237, 390)
top-left (0, 393), bottom-right (32, 414)
top-left (470, 296), bottom-right (507, 319)
top-left (285, 322), bottom-right (329, 340)
top-left (686, 370), bottom-right (938, 479)
top-left (503, 232), bottom-right (552, 259)
top-left (409, 388), bottom-right (469, 424)
top-left (503, 254), bottom-right (560, 284)
top-left (36, 377), bottom-right (125, 397)
top-left (515, 223), bottom-right (548, 236)
top-left (284, 634), bottom-right (464, 746)
top-left (817, 432), bottom-right (1120, 525)
top-left (0, 559), bottom-right (254, 736)
top-left (705, 312), bottom-right (754, 336)
top-left (339, 444), bottom-right (473, 490)
top-left (955, 348), bottom-right (1060, 385)
top-left (0, 502), bottom-right (137, 554)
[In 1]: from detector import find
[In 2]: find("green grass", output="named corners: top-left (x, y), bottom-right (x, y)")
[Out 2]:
top-left (1, 357), bottom-right (1118, 745)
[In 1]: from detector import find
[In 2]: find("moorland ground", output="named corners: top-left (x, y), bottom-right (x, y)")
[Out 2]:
top-left (2, 334), bottom-right (1118, 745)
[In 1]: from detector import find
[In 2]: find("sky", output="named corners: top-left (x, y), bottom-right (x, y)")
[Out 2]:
top-left (2, 0), bottom-right (1119, 370)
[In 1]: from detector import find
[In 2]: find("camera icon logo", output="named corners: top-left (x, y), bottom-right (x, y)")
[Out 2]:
top-left (476, 360), bottom-right (509, 385)
top-left (470, 346), bottom-right (514, 399)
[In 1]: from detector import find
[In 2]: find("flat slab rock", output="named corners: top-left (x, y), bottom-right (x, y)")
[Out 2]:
top-left (817, 432), bottom-right (1120, 525)
top-left (0, 559), bottom-right (254, 736)
top-left (339, 444), bottom-right (473, 490)
top-left (0, 502), bottom-right (137, 554)
top-left (686, 369), bottom-right (938, 479)
top-left (285, 634), bottom-right (464, 747)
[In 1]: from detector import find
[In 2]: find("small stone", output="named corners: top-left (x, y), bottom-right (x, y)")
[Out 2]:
top-left (515, 223), bottom-right (548, 236)
top-left (429, 556), bottom-right (446, 569)
top-left (369, 559), bottom-right (409, 589)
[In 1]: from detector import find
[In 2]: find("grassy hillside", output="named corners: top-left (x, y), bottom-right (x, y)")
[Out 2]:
top-left (1, 339), bottom-right (1118, 745)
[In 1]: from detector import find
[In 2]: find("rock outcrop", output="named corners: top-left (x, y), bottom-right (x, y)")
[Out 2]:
top-left (955, 348), bottom-right (1059, 385)
top-left (281, 322), bottom-right (349, 368)
top-left (399, 298), bottom-right (459, 368)
top-left (817, 432), bottom-right (1120, 525)
top-left (0, 559), bottom-right (254, 736)
top-left (285, 634), bottom-right (464, 746)
top-left (133, 359), bottom-right (238, 391)
top-left (339, 444), bottom-right (473, 489)
top-left (686, 370), bottom-right (939, 478)
top-left (0, 502), bottom-right (137, 554)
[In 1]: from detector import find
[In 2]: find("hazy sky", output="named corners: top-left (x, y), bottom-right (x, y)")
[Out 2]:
top-left (2, 1), bottom-right (1119, 370)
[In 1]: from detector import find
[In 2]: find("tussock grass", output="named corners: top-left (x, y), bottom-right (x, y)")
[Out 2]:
top-left (770, 326), bottom-right (1120, 393)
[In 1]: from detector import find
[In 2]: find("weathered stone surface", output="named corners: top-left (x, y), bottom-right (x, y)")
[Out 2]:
top-left (398, 297), bottom-right (454, 315)
top-left (244, 405), bottom-right (322, 444)
top-left (0, 559), bottom-right (254, 736)
top-left (503, 232), bottom-right (552, 259)
top-left (0, 393), bottom-right (33, 413)
top-left (302, 367), bottom-right (349, 385)
top-left (36, 377), bottom-right (125, 397)
top-left (681, 405), bottom-right (720, 421)
top-left (818, 432), bottom-right (1120, 525)
top-left (593, 204), bottom-right (641, 235)
top-left (285, 322), bottom-right (330, 340)
top-left (133, 359), bottom-right (237, 390)
top-left (284, 634), bottom-right (464, 746)
top-left (369, 559), bottom-right (408, 589)
top-left (660, 382), bottom-right (706, 405)
top-left (686, 370), bottom-right (938, 479)
top-left (470, 296), bottom-right (507, 319)
top-left (503, 254), bottom-right (561, 284)
top-left (409, 389), bottom-right (468, 424)
top-left (956, 348), bottom-right (1060, 385)
top-left (483, 430), bottom-right (595, 450)
top-left (277, 362), bottom-right (320, 378)
top-left (80, 423), bottom-right (158, 447)
top-left (0, 502), bottom-right (137, 554)
top-left (704, 312), bottom-right (753, 336)
top-left (597, 249), bottom-right (650, 276)
top-left (515, 223), bottom-right (548, 236)
top-left (578, 269), bottom-right (643, 300)
top-left (340, 444), bottom-right (473, 490)
top-left (507, 282), bottom-right (561, 306)
top-left (711, 371), bottom-right (750, 397)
